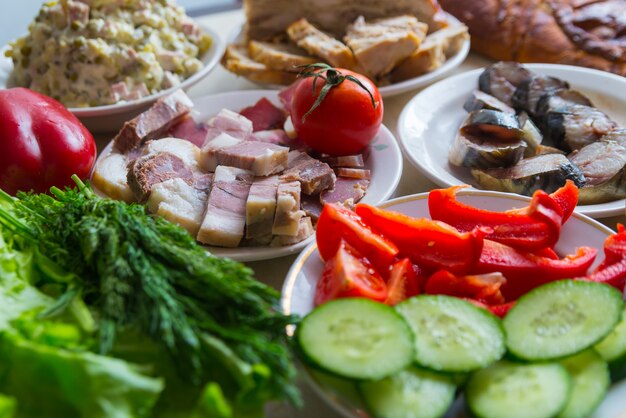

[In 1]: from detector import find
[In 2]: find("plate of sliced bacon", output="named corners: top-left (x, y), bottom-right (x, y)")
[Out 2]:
top-left (90, 89), bottom-right (403, 261)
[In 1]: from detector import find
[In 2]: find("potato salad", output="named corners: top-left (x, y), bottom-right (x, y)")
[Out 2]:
top-left (6, 0), bottom-right (212, 107)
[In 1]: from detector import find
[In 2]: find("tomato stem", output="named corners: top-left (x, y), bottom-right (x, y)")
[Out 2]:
top-left (296, 63), bottom-right (378, 122)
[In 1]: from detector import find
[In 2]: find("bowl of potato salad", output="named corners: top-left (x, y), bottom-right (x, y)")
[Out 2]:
top-left (0, 0), bottom-right (224, 132)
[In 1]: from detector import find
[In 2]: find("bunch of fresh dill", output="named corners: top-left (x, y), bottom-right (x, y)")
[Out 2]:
top-left (0, 176), bottom-right (299, 410)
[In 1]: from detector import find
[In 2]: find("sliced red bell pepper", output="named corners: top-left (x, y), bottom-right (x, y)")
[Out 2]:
top-left (533, 247), bottom-right (559, 260)
top-left (548, 180), bottom-right (579, 223)
top-left (316, 203), bottom-right (399, 273)
top-left (315, 240), bottom-right (388, 305)
top-left (475, 239), bottom-right (597, 300)
top-left (355, 203), bottom-right (488, 275)
top-left (599, 223), bottom-right (626, 264)
top-left (581, 260), bottom-right (626, 291)
top-left (425, 270), bottom-right (506, 305)
top-left (428, 185), bottom-right (562, 252)
top-left (411, 263), bottom-right (430, 293)
top-left (461, 299), bottom-right (515, 318)
top-left (384, 258), bottom-right (421, 306)
top-left (486, 301), bottom-right (516, 318)
top-left (578, 224), bottom-right (626, 291)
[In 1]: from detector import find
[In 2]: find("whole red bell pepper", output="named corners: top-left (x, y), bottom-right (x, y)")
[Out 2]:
top-left (428, 184), bottom-right (571, 252)
top-left (475, 239), bottom-right (597, 300)
top-left (578, 224), bottom-right (626, 291)
top-left (425, 270), bottom-right (506, 305)
top-left (0, 88), bottom-right (96, 195)
top-left (356, 203), bottom-right (489, 275)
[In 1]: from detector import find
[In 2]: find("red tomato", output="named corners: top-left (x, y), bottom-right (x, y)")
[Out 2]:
top-left (316, 203), bottom-right (399, 273)
top-left (0, 88), bottom-right (96, 195)
top-left (314, 240), bottom-right (388, 306)
top-left (384, 258), bottom-right (421, 306)
top-left (291, 66), bottom-right (383, 156)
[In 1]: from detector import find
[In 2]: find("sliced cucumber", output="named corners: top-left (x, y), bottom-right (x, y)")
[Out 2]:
top-left (396, 295), bottom-right (505, 372)
top-left (503, 280), bottom-right (623, 360)
top-left (595, 304), bottom-right (626, 381)
top-left (359, 366), bottom-right (456, 418)
top-left (557, 349), bottom-right (610, 418)
top-left (308, 368), bottom-right (365, 410)
top-left (466, 360), bottom-right (571, 418)
top-left (297, 298), bottom-right (414, 380)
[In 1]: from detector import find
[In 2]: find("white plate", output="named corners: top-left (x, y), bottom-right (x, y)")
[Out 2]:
top-left (93, 89), bottom-right (403, 262)
top-left (227, 13), bottom-right (470, 98)
top-left (397, 64), bottom-right (626, 219)
top-left (281, 190), bottom-right (623, 418)
top-left (0, 23), bottom-right (225, 133)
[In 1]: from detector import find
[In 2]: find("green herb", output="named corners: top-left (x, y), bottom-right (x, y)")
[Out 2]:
top-left (0, 176), bottom-right (299, 410)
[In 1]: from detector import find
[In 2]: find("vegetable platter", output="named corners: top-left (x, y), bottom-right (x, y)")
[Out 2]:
top-left (282, 184), bottom-right (626, 418)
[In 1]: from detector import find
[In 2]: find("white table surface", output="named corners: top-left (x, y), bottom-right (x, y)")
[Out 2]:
top-left (89, 9), bottom-right (625, 418)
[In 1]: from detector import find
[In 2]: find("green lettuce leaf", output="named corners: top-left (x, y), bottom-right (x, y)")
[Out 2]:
top-left (0, 394), bottom-right (16, 418)
top-left (0, 224), bottom-right (52, 328)
top-left (0, 223), bottom-right (165, 418)
top-left (0, 330), bottom-right (164, 418)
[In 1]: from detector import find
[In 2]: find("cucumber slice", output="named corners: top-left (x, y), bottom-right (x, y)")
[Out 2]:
top-left (503, 280), bottom-right (623, 360)
top-left (594, 304), bottom-right (626, 381)
top-left (297, 298), bottom-right (414, 380)
top-left (308, 368), bottom-right (365, 410)
top-left (466, 360), bottom-right (571, 418)
top-left (557, 350), bottom-right (610, 418)
top-left (396, 295), bottom-right (505, 372)
top-left (359, 367), bottom-right (456, 418)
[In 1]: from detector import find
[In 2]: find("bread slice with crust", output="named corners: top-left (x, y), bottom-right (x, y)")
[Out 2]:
top-left (221, 44), bottom-right (298, 85)
top-left (389, 23), bottom-right (468, 82)
top-left (287, 18), bottom-right (357, 69)
top-left (248, 40), bottom-right (318, 72)
top-left (345, 15), bottom-right (427, 78)
top-left (425, 23), bottom-right (469, 57)
top-left (243, 0), bottom-right (448, 41)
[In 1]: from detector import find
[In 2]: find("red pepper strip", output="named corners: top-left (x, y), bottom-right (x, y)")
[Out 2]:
top-left (548, 180), bottom-right (579, 224)
top-left (316, 203), bottom-right (399, 273)
top-left (580, 260), bottom-right (626, 291)
top-left (412, 263), bottom-right (431, 293)
top-left (577, 224), bottom-right (626, 291)
top-left (461, 299), bottom-right (516, 318)
top-left (487, 301), bottom-right (516, 318)
top-left (384, 258), bottom-right (421, 306)
top-left (601, 224), bottom-right (626, 264)
top-left (425, 270), bottom-right (506, 305)
top-left (356, 203), bottom-right (489, 275)
top-left (475, 239), bottom-right (597, 300)
top-left (428, 186), bottom-right (562, 252)
top-left (533, 247), bottom-right (559, 260)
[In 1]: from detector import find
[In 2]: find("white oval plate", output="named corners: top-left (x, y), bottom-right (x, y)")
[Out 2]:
top-left (0, 23), bottom-right (225, 133)
top-left (281, 190), bottom-right (622, 418)
top-left (93, 89), bottom-right (403, 262)
top-left (227, 13), bottom-right (470, 98)
top-left (397, 64), bottom-right (626, 218)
